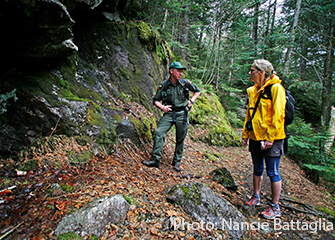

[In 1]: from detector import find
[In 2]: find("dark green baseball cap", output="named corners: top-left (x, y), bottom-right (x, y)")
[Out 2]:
top-left (169, 62), bottom-right (187, 70)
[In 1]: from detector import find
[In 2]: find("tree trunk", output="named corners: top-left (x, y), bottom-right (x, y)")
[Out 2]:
top-left (284, 0), bottom-right (302, 75)
top-left (325, 106), bottom-right (335, 154)
top-left (264, 0), bottom-right (277, 58)
top-left (321, 18), bottom-right (335, 126)
top-left (252, 1), bottom-right (259, 56)
top-left (216, 28), bottom-right (222, 88)
top-left (180, 3), bottom-right (190, 60)
top-left (162, 8), bottom-right (168, 30)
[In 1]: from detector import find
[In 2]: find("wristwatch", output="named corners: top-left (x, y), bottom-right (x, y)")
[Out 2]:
top-left (190, 100), bottom-right (194, 104)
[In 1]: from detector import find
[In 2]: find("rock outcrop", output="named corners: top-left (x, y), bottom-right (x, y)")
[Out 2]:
top-left (0, 0), bottom-right (240, 158)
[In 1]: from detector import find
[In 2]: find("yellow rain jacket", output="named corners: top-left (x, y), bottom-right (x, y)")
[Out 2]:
top-left (242, 75), bottom-right (286, 142)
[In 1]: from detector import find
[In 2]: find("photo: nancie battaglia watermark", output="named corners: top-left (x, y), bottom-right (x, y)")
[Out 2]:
top-left (170, 216), bottom-right (334, 233)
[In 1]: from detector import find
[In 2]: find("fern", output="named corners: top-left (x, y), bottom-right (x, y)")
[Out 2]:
top-left (0, 89), bottom-right (18, 115)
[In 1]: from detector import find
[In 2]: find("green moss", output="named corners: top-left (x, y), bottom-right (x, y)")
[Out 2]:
top-left (204, 153), bottom-right (215, 161)
top-left (138, 22), bottom-right (152, 43)
top-left (129, 116), bottom-right (152, 142)
top-left (110, 22), bottom-right (126, 47)
top-left (123, 194), bottom-right (137, 205)
top-left (137, 21), bottom-right (161, 52)
top-left (86, 107), bottom-right (105, 126)
top-left (113, 114), bottom-right (123, 124)
top-left (66, 147), bottom-right (92, 166)
top-left (130, 87), bottom-right (150, 110)
top-left (18, 159), bottom-right (38, 171)
top-left (179, 184), bottom-right (201, 205)
top-left (60, 184), bottom-right (74, 193)
top-left (57, 232), bottom-right (82, 240)
top-left (119, 66), bottom-right (131, 80)
top-left (189, 90), bottom-right (241, 147)
top-left (96, 126), bottom-right (117, 147)
top-left (315, 206), bottom-right (335, 218)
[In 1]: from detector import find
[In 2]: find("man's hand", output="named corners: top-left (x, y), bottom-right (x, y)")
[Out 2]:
top-left (162, 105), bottom-right (172, 113)
top-left (187, 100), bottom-right (193, 110)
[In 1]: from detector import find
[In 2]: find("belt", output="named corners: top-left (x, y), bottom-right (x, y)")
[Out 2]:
top-left (171, 106), bottom-right (186, 112)
top-left (169, 106), bottom-right (188, 123)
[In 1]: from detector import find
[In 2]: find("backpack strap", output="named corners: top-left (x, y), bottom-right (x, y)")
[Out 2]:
top-left (162, 79), bottom-right (169, 92)
top-left (263, 84), bottom-right (273, 100)
top-left (250, 92), bottom-right (263, 120)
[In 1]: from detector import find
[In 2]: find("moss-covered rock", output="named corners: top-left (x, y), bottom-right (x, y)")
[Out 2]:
top-left (189, 90), bottom-right (241, 147)
top-left (209, 167), bottom-right (238, 191)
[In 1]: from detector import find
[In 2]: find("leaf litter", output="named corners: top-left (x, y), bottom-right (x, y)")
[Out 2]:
top-left (0, 132), bottom-right (335, 239)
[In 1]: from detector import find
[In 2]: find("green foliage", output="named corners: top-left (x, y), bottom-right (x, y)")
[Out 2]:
top-left (287, 116), bottom-right (335, 192)
top-left (287, 117), bottom-right (325, 166)
top-left (0, 89), bottom-right (18, 115)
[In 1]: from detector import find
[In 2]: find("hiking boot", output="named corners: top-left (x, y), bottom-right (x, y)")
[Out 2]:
top-left (261, 203), bottom-right (281, 219)
top-left (142, 157), bottom-right (160, 168)
top-left (174, 164), bottom-right (181, 172)
top-left (246, 195), bottom-right (260, 206)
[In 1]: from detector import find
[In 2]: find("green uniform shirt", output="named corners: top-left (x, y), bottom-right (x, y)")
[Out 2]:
top-left (153, 78), bottom-right (201, 107)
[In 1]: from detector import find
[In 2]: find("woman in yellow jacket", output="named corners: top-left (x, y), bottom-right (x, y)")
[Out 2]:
top-left (242, 59), bottom-right (286, 220)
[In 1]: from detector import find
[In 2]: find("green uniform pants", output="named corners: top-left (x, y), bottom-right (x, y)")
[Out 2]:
top-left (152, 109), bottom-right (189, 165)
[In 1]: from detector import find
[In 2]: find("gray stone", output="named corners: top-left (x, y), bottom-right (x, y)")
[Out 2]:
top-left (55, 195), bottom-right (130, 237)
top-left (165, 182), bottom-right (245, 239)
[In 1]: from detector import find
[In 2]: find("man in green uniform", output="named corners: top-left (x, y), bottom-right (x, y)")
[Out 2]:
top-left (142, 62), bottom-right (201, 172)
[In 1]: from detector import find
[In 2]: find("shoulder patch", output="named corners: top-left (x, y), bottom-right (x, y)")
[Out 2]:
top-left (157, 84), bottom-right (163, 90)
top-left (187, 79), bottom-right (192, 84)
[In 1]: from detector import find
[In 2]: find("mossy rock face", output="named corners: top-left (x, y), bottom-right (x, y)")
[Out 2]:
top-left (0, 20), bottom-right (168, 157)
top-left (74, 21), bottom-right (170, 113)
top-left (189, 91), bottom-right (241, 147)
top-left (209, 167), bottom-right (238, 191)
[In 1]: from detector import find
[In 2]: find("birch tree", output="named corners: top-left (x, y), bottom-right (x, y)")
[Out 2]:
top-left (284, 0), bottom-right (302, 75)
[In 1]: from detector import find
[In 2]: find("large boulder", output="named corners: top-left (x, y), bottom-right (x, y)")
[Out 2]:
top-left (55, 195), bottom-right (129, 237)
top-left (165, 182), bottom-right (245, 239)
top-left (0, 0), bottom-right (77, 59)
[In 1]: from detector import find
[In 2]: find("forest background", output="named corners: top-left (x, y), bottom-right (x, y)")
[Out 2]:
top-left (117, 0), bottom-right (335, 193)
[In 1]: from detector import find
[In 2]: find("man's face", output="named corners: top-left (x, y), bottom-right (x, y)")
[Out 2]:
top-left (170, 68), bottom-right (183, 80)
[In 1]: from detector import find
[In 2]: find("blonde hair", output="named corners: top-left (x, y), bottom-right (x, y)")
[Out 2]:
top-left (253, 59), bottom-right (276, 80)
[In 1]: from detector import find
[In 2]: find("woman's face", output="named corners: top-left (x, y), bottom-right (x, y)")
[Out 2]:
top-left (249, 64), bottom-right (262, 84)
